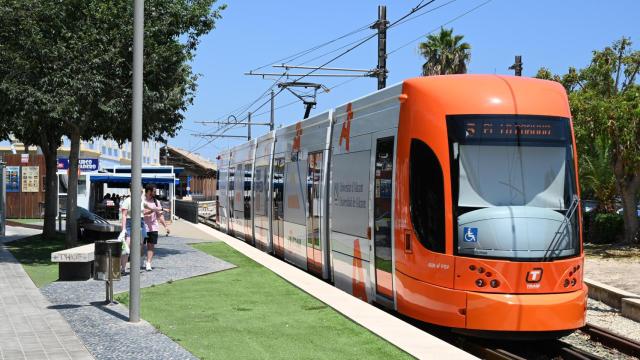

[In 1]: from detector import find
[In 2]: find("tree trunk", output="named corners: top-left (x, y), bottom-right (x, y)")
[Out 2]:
top-left (619, 181), bottom-right (640, 243)
top-left (65, 127), bottom-right (81, 248)
top-left (40, 136), bottom-right (59, 238)
top-left (614, 158), bottom-right (640, 243)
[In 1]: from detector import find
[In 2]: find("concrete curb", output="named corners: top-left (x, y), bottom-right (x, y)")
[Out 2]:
top-left (584, 278), bottom-right (640, 322)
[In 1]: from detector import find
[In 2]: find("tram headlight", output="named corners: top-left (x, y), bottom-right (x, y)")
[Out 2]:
top-left (475, 279), bottom-right (485, 287)
top-left (490, 279), bottom-right (500, 288)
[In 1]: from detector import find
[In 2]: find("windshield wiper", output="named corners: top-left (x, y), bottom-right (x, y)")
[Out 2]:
top-left (542, 195), bottom-right (579, 262)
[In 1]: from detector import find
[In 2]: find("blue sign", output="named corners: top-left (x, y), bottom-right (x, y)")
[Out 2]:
top-left (463, 227), bottom-right (478, 243)
top-left (57, 158), bottom-right (99, 172)
top-left (5, 166), bottom-right (20, 192)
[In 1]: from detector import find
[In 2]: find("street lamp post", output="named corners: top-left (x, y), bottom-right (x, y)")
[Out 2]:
top-left (129, 0), bottom-right (144, 323)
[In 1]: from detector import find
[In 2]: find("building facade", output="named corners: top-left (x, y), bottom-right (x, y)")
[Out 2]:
top-left (0, 136), bottom-right (162, 218)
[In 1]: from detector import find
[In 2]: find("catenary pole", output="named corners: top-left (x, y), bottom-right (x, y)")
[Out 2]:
top-left (270, 90), bottom-right (275, 131)
top-left (129, 0), bottom-right (144, 323)
top-left (374, 5), bottom-right (388, 90)
top-left (248, 112), bottom-right (252, 140)
top-left (509, 55), bottom-right (523, 76)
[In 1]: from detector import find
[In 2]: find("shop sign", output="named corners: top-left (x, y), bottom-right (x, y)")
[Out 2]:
top-left (57, 158), bottom-right (99, 172)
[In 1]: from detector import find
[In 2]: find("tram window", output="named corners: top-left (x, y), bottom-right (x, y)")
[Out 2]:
top-left (409, 139), bottom-right (445, 253)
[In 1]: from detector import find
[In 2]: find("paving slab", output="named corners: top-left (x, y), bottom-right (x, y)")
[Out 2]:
top-left (0, 227), bottom-right (94, 360)
top-left (585, 257), bottom-right (640, 295)
top-left (40, 235), bottom-right (235, 360)
top-left (189, 222), bottom-right (477, 360)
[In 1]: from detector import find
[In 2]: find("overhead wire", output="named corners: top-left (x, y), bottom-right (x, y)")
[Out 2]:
top-left (388, 0), bottom-right (493, 56)
top-left (290, 0), bottom-right (437, 84)
top-left (255, 0), bottom-right (489, 119)
top-left (294, 0), bottom-right (455, 68)
top-left (197, 0), bottom-right (489, 153)
top-left (249, 21), bottom-right (375, 72)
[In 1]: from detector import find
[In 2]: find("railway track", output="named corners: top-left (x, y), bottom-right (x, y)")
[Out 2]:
top-left (579, 323), bottom-right (640, 358)
top-left (457, 323), bottom-right (640, 360)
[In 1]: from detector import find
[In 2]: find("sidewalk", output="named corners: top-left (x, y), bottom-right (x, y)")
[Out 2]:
top-left (0, 226), bottom-right (93, 360)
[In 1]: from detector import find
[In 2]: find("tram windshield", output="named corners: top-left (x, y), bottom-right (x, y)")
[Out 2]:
top-left (448, 116), bottom-right (579, 261)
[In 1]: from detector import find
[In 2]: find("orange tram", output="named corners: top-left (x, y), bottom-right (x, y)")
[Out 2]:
top-left (215, 75), bottom-right (586, 338)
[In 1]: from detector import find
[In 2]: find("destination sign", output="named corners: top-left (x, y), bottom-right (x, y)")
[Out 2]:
top-left (449, 117), bottom-right (569, 144)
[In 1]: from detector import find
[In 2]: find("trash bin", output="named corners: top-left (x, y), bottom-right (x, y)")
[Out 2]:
top-left (94, 240), bottom-right (122, 281)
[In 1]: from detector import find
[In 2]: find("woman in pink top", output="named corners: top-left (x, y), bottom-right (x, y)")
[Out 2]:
top-left (143, 184), bottom-right (170, 271)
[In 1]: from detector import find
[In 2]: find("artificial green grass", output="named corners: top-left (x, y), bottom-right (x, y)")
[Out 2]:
top-left (6, 233), bottom-right (65, 288)
top-left (116, 242), bottom-right (412, 360)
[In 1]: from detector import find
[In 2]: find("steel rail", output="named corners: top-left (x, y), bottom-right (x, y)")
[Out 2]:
top-left (581, 323), bottom-right (640, 358)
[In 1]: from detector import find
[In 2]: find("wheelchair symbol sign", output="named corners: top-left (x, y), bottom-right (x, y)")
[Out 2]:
top-left (463, 227), bottom-right (478, 242)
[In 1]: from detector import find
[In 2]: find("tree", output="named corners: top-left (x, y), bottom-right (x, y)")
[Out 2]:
top-left (580, 136), bottom-right (617, 212)
top-left (419, 27), bottom-right (471, 76)
top-left (536, 37), bottom-right (640, 243)
top-left (0, 0), bottom-right (225, 247)
top-left (0, 0), bottom-right (67, 238)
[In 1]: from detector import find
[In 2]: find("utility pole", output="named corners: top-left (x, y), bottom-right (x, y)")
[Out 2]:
top-left (372, 5), bottom-right (389, 90)
top-left (247, 112), bottom-right (252, 140)
top-left (129, 0), bottom-right (143, 323)
top-left (270, 90), bottom-right (275, 131)
top-left (509, 55), bottom-right (523, 76)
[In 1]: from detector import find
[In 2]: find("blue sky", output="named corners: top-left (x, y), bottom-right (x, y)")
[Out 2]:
top-left (175, 0), bottom-right (640, 159)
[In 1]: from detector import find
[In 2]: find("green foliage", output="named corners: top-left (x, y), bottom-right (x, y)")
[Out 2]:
top-left (0, 0), bottom-right (225, 144)
top-left (0, 0), bottom-right (226, 246)
top-left (116, 242), bottom-right (411, 359)
top-left (536, 37), bottom-right (640, 242)
top-left (580, 136), bottom-right (617, 212)
top-left (419, 27), bottom-right (471, 76)
top-left (584, 213), bottom-right (625, 244)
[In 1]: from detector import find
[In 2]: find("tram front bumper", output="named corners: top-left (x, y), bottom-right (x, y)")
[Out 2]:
top-left (465, 286), bottom-right (588, 331)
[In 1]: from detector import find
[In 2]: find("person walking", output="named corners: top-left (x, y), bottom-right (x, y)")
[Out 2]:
top-left (142, 184), bottom-right (170, 271)
top-left (120, 188), bottom-right (147, 275)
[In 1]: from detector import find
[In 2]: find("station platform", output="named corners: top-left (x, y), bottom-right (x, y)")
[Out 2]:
top-left (188, 222), bottom-right (476, 360)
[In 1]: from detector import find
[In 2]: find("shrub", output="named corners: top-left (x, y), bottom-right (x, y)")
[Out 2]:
top-left (584, 212), bottom-right (624, 244)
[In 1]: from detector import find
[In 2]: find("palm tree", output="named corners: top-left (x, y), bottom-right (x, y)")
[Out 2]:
top-left (419, 27), bottom-right (471, 76)
top-left (580, 135), bottom-right (617, 213)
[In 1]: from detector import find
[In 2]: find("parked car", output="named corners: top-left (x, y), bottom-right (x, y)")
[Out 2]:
top-left (615, 205), bottom-right (640, 217)
top-left (582, 200), bottom-right (598, 213)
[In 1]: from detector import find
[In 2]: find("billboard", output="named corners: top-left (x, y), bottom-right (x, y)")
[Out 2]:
top-left (21, 166), bottom-right (39, 192)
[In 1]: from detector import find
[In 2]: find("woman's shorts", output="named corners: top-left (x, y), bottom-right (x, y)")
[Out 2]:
top-left (125, 218), bottom-right (147, 241)
top-left (144, 231), bottom-right (159, 245)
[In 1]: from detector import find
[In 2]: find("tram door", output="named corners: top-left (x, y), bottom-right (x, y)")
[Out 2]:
top-left (272, 158), bottom-right (285, 258)
top-left (306, 151), bottom-right (323, 277)
top-left (243, 163), bottom-right (252, 243)
top-left (373, 136), bottom-right (395, 299)
top-left (228, 167), bottom-right (235, 235)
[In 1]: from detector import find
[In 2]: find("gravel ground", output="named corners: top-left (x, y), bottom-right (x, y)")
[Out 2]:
top-left (40, 236), bottom-right (235, 360)
top-left (561, 299), bottom-right (640, 360)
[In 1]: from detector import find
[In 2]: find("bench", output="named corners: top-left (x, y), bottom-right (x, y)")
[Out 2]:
top-left (51, 244), bottom-right (95, 281)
